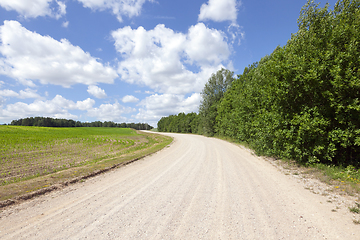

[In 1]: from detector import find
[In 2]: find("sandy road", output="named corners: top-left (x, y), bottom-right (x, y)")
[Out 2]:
top-left (0, 133), bottom-right (358, 239)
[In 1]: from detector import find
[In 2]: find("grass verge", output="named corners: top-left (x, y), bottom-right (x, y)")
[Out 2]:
top-left (302, 163), bottom-right (360, 196)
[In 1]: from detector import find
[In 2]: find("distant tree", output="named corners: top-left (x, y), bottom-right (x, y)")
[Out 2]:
top-left (21, 118), bottom-right (31, 126)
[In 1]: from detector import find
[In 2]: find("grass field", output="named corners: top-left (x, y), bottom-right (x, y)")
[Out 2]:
top-left (0, 126), bottom-right (172, 201)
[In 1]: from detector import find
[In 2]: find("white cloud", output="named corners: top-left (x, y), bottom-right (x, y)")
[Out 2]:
top-left (0, 0), bottom-right (66, 19)
top-left (122, 95), bottom-right (139, 103)
top-left (185, 23), bottom-right (230, 65)
top-left (0, 92), bottom-right (136, 124)
top-left (62, 21), bottom-right (69, 28)
top-left (112, 23), bottom-right (229, 95)
top-left (56, 1), bottom-right (66, 18)
top-left (228, 23), bottom-right (245, 45)
top-left (198, 0), bottom-right (240, 23)
top-left (76, 98), bottom-right (96, 110)
top-left (135, 93), bottom-right (201, 125)
top-left (77, 0), bottom-right (153, 22)
top-left (0, 21), bottom-right (118, 87)
top-left (19, 88), bottom-right (42, 99)
top-left (0, 88), bottom-right (42, 99)
top-left (0, 89), bottom-right (18, 98)
top-left (87, 85), bottom-right (107, 99)
top-left (87, 101), bottom-right (134, 122)
top-left (0, 95), bottom-right (95, 122)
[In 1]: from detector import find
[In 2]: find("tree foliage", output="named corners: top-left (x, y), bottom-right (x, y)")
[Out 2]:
top-left (199, 68), bottom-right (235, 136)
top-left (217, 0), bottom-right (360, 167)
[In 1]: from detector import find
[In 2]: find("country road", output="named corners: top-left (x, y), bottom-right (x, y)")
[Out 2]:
top-left (0, 133), bottom-right (358, 239)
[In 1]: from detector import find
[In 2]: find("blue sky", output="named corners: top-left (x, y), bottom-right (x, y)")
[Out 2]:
top-left (0, 0), bottom-right (338, 127)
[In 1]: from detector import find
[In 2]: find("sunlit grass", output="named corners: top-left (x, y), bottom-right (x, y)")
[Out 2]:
top-left (311, 164), bottom-right (360, 185)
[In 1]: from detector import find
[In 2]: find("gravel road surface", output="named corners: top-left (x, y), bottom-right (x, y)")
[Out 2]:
top-left (0, 133), bottom-right (358, 239)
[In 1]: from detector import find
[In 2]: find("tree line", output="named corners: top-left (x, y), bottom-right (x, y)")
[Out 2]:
top-left (157, 112), bottom-right (200, 133)
top-left (10, 117), bottom-right (153, 130)
top-left (158, 0), bottom-right (360, 167)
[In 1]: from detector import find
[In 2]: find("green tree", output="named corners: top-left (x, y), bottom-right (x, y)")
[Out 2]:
top-left (216, 0), bottom-right (360, 167)
top-left (199, 68), bottom-right (235, 136)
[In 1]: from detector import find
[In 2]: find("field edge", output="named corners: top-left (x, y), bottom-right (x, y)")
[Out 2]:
top-left (0, 131), bottom-right (173, 208)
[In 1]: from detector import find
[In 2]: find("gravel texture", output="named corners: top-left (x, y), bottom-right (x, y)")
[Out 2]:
top-left (0, 133), bottom-right (358, 239)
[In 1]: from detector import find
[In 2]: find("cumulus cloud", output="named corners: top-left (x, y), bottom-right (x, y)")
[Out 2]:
top-left (185, 23), bottom-right (230, 65)
top-left (122, 95), bottom-right (139, 103)
top-left (75, 98), bottom-right (95, 110)
top-left (77, 0), bottom-right (153, 22)
top-left (19, 89), bottom-right (42, 99)
top-left (198, 0), bottom-right (240, 23)
top-left (0, 21), bottom-right (118, 87)
top-left (0, 88), bottom-right (42, 99)
top-left (0, 89), bottom-right (18, 98)
top-left (135, 93), bottom-right (201, 125)
top-left (0, 0), bottom-right (66, 19)
top-left (112, 23), bottom-right (230, 95)
top-left (87, 101), bottom-right (134, 122)
top-left (87, 85), bottom-right (107, 99)
top-left (0, 95), bottom-right (95, 123)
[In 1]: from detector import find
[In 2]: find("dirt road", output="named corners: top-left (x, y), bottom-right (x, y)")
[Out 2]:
top-left (0, 133), bottom-right (358, 239)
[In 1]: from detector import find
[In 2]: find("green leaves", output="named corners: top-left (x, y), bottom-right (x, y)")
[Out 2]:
top-left (215, 0), bottom-right (360, 167)
top-left (199, 68), bottom-right (235, 136)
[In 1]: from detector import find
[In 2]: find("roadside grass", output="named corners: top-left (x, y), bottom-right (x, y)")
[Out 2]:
top-left (0, 126), bottom-right (172, 201)
top-left (303, 163), bottom-right (360, 196)
top-left (349, 203), bottom-right (360, 214)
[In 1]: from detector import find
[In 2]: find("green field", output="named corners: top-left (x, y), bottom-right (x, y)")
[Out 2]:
top-left (0, 126), bottom-right (172, 200)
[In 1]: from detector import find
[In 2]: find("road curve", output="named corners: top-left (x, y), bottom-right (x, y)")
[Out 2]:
top-left (0, 133), bottom-right (358, 239)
